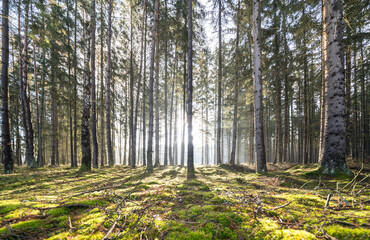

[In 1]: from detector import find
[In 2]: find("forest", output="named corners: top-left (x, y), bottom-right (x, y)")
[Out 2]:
top-left (0, 0), bottom-right (369, 239)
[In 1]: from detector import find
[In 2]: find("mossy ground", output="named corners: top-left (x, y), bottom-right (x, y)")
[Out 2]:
top-left (0, 164), bottom-right (369, 239)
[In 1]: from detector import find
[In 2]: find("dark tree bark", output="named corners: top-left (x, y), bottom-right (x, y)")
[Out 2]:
top-left (230, 0), bottom-right (241, 166)
top-left (253, 0), bottom-right (267, 173)
top-left (2, 0), bottom-right (13, 174)
top-left (106, 0), bottom-right (114, 166)
top-left (80, 23), bottom-right (92, 172)
top-left (142, 8), bottom-right (147, 166)
top-left (22, 1), bottom-right (36, 168)
top-left (319, 0), bottom-right (351, 176)
top-left (155, 37), bottom-right (160, 167)
top-left (91, 0), bottom-right (98, 168)
top-left (73, 0), bottom-right (78, 167)
top-left (282, 1), bottom-right (289, 163)
top-left (100, 0), bottom-right (105, 167)
top-left (169, 51), bottom-right (176, 166)
top-left (147, 0), bottom-right (159, 173)
top-left (129, 0), bottom-right (135, 168)
top-left (187, 0), bottom-right (195, 179)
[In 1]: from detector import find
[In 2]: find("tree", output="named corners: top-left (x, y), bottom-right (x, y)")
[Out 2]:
top-left (80, 22), bottom-right (92, 172)
top-left (2, 0), bottom-right (13, 174)
top-left (106, 0), bottom-right (114, 166)
top-left (187, 0), bottom-right (195, 179)
top-left (91, 0), bottom-right (98, 169)
top-left (319, 0), bottom-right (351, 176)
top-left (147, 0), bottom-right (160, 173)
top-left (230, 0), bottom-right (241, 166)
top-left (216, 0), bottom-right (222, 165)
top-left (253, 0), bottom-right (267, 173)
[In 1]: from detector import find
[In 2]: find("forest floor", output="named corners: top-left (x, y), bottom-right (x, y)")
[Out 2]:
top-left (0, 163), bottom-right (369, 240)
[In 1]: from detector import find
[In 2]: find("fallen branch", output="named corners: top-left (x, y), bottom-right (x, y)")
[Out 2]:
top-left (325, 194), bottom-right (332, 209)
top-left (269, 201), bottom-right (292, 210)
top-left (102, 213), bottom-right (122, 240)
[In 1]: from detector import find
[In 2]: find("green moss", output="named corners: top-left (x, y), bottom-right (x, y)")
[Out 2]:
top-left (47, 207), bottom-right (70, 217)
top-left (0, 203), bottom-right (22, 214)
top-left (0, 219), bottom-right (43, 234)
top-left (325, 225), bottom-right (370, 239)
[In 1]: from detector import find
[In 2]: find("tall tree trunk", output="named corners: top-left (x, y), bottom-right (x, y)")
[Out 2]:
top-left (100, 0), bottom-right (105, 167)
top-left (132, 0), bottom-right (147, 168)
top-left (253, 0), bottom-right (267, 173)
top-left (230, 0), bottom-right (240, 166)
top-left (90, 0), bottom-right (98, 168)
top-left (129, 0), bottom-right (135, 168)
top-left (142, 8), bottom-right (147, 166)
top-left (216, 0), bottom-right (222, 165)
top-left (249, 104), bottom-right (254, 164)
top-left (169, 51), bottom-right (176, 166)
top-left (302, 7), bottom-right (308, 165)
top-left (73, 0), bottom-right (78, 167)
top-left (282, 1), bottom-right (289, 163)
top-left (187, 0), bottom-right (195, 179)
top-left (273, 0), bottom-right (282, 164)
top-left (163, 0), bottom-right (169, 166)
top-left (174, 97), bottom-right (178, 165)
top-left (106, 0), bottom-right (114, 166)
top-left (80, 22), bottom-right (92, 172)
top-left (345, 44), bottom-right (351, 157)
top-left (2, 0), bottom-right (13, 174)
top-left (155, 38), bottom-right (160, 166)
top-left (147, 0), bottom-right (159, 173)
top-left (319, 0), bottom-right (351, 176)
top-left (22, 1), bottom-right (36, 168)
top-left (181, 52), bottom-right (186, 167)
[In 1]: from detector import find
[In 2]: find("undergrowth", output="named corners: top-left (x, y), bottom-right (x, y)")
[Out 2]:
top-left (0, 164), bottom-right (369, 239)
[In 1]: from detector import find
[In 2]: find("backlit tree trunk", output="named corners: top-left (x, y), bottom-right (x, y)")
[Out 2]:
top-left (253, 0), bottom-right (267, 173)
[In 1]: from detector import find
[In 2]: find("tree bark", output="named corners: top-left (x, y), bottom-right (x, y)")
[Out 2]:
top-left (100, 0), bottom-right (105, 167)
top-left (147, 0), bottom-right (159, 173)
top-left (230, 0), bottom-right (241, 166)
top-left (2, 0), bottom-right (13, 174)
top-left (187, 0), bottom-right (195, 179)
top-left (216, 0), bottom-right (222, 165)
top-left (80, 22), bottom-right (92, 172)
top-left (319, 0), bottom-right (351, 176)
top-left (106, 0), bottom-right (114, 166)
top-left (253, 0), bottom-right (267, 173)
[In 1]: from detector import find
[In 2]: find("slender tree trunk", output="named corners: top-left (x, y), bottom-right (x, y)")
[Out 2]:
top-left (132, 0), bottom-right (147, 168)
top-left (187, 0), bottom-right (195, 179)
top-left (181, 52), bottom-right (186, 167)
top-left (216, 0), bottom-right (222, 165)
top-left (73, 0), bottom-right (78, 167)
top-left (163, 0), bottom-right (169, 166)
top-left (80, 22), bottom-right (92, 172)
top-left (90, 0), bottom-right (98, 168)
top-left (174, 97), bottom-right (178, 165)
top-left (249, 104), bottom-right (254, 164)
top-left (253, 0), bottom-right (267, 173)
top-left (2, 0), bottom-right (13, 173)
top-left (106, 0), bottom-right (114, 166)
top-left (319, 0), bottom-right (351, 176)
top-left (100, 0), bottom-right (105, 167)
top-left (22, 1), bottom-right (36, 168)
top-left (345, 44), bottom-right (351, 157)
top-left (169, 51), bottom-right (176, 166)
top-left (282, 1), bottom-right (289, 163)
top-left (155, 39), bottom-right (160, 166)
top-left (147, 0), bottom-right (159, 173)
top-left (230, 0), bottom-right (241, 166)
top-left (142, 6), bottom-right (148, 166)
top-left (129, 0), bottom-right (135, 168)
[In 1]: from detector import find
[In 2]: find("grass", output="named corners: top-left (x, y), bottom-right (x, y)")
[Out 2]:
top-left (0, 164), bottom-right (369, 239)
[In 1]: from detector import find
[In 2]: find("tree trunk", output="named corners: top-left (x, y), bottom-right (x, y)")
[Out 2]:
top-left (2, 0), bottom-right (13, 174)
top-left (129, 0), bottom-right (135, 168)
top-left (216, 0), bottom-right (222, 165)
top-left (73, 0), bottom-right (78, 167)
top-left (90, 0), bottom-right (98, 168)
top-left (80, 22), bottom-right (92, 172)
top-left (163, 0), bottom-right (169, 166)
top-left (253, 0), bottom-right (267, 173)
top-left (169, 51), bottom-right (176, 166)
top-left (187, 0), bottom-right (195, 179)
top-left (319, 0), bottom-right (351, 176)
top-left (230, 0), bottom-right (241, 166)
top-left (155, 38), bottom-right (160, 167)
top-left (100, 0), bottom-right (105, 167)
top-left (282, 1), bottom-right (289, 163)
top-left (147, 0), bottom-right (159, 173)
top-left (106, 0), bottom-right (114, 166)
